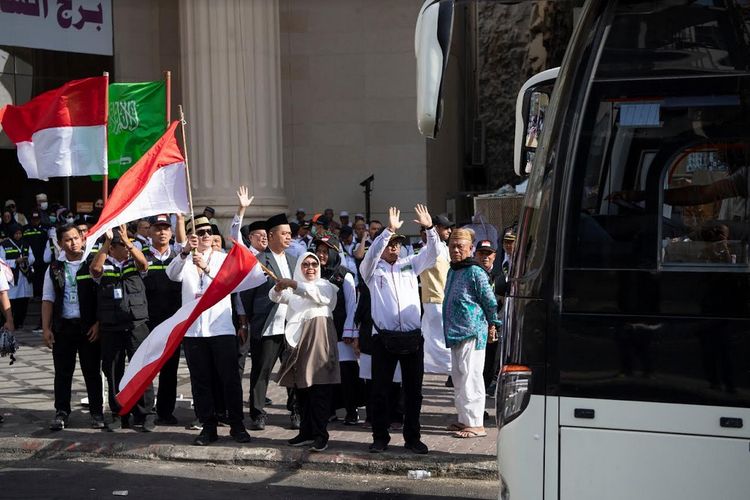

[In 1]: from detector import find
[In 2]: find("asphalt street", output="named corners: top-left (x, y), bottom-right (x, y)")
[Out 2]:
top-left (0, 455), bottom-right (498, 499)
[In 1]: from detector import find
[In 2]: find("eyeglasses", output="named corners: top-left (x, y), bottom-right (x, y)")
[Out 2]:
top-left (301, 261), bottom-right (319, 269)
top-left (196, 229), bottom-right (212, 236)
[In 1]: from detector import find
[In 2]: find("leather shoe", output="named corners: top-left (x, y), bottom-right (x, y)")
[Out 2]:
top-left (369, 440), bottom-right (388, 453)
top-left (230, 428), bottom-right (252, 443)
top-left (193, 428), bottom-right (218, 446)
top-left (404, 440), bottom-right (429, 455)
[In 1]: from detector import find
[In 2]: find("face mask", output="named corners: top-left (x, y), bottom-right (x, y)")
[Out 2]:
top-left (49, 216), bottom-right (56, 224)
top-left (65, 217), bottom-right (75, 224)
top-left (40, 202), bottom-right (48, 210)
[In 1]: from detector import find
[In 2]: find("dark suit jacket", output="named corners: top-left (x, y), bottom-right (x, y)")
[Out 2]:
top-left (240, 249), bottom-right (297, 340)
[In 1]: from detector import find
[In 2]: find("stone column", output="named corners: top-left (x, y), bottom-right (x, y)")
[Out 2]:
top-left (179, 0), bottom-right (286, 233)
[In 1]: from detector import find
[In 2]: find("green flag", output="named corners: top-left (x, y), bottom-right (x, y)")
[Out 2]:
top-left (105, 81), bottom-right (167, 179)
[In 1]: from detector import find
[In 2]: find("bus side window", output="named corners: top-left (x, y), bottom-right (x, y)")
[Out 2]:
top-left (660, 146), bottom-right (750, 269)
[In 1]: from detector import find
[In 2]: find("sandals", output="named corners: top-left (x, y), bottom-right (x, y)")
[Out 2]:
top-left (453, 429), bottom-right (488, 438)
top-left (446, 422), bottom-right (467, 431)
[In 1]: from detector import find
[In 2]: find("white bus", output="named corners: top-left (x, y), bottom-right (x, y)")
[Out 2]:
top-left (417, 1), bottom-right (750, 499)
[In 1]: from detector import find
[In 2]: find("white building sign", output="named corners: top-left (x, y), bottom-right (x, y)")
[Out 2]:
top-left (0, 0), bottom-right (112, 56)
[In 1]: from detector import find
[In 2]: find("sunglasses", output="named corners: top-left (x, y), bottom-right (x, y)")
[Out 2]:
top-left (196, 229), bottom-right (212, 236)
top-left (301, 261), bottom-right (319, 269)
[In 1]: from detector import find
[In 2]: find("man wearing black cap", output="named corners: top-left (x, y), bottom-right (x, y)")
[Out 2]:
top-left (143, 213), bottom-right (186, 425)
top-left (420, 215), bottom-right (454, 376)
top-left (90, 224), bottom-right (153, 431)
top-left (359, 204), bottom-right (439, 454)
top-left (475, 239), bottom-right (503, 393)
top-left (240, 212), bottom-right (299, 430)
top-left (166, 216), bottom-right (251, 445)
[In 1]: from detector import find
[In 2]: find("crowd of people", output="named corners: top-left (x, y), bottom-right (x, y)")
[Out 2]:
top-left (0, 188), bottom-right (518, 453)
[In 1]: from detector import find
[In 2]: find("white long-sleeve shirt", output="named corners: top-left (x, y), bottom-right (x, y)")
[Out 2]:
top-left (338, 271), bottom-right (359, 361)
top-left (359, 227), bottom-right (440, 333)
top-left (166, 248), bottom-right (235, 337)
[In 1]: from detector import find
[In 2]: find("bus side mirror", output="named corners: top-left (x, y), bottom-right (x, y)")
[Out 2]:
top-left (415, 0), bottom-right (455, 138)
top-left (514, 68), bottom-right (559, 176)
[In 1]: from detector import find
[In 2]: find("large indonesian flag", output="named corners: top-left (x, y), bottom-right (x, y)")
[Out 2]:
top-left (83, 120), bottom-right (189, 259)
top-left (116, 242), bottom-right (266, 415)
top-left (0, 77), bottom-right (107, 180)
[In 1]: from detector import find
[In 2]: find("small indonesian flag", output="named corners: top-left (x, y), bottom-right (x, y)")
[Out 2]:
top-left (83, 120), bottom-right (189, 259)
top-left (116, 242), bottom-right (266, 415)
top-left (0, 77), bottom-right (107, 180)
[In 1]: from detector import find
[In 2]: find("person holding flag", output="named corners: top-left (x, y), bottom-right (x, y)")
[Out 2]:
top-left (90, 224), bottom-right (153, 431)
top-left (166, 216), bottom-right (252, 446)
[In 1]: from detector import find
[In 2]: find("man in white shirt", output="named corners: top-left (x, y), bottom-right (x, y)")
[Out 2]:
top-left (359, 204), bottom-right (438, 455)
top-left (166, 216), bottom-right (251, 446)
top-left (239, 212), bottom-right (299, 430)
top-left (41, 223), bottom-right (103, 431)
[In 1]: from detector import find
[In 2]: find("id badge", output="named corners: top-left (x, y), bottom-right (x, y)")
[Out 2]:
top-left (68, 289), bottom-right (79, 305)
top-left (113, 288), bottom-right (123, 300)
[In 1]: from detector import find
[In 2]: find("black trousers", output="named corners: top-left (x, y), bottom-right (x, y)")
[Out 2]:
top-left (10, 298), bottom-right (29, 329)
top-left (297, 384), bottom-right (333, 442)
top-left (101, 322), bottom-right (154, 423)
top-left (52, 319), bottom-right (103, 416)
top-left (148, 318), bottom-right (181, 419)
top-left (371, 334), bottom-right (424, 445)
top-left (248, 334), bottom-right (284, 419)
top-left (483, 341), bottom-right (499, 390)
top-left (333, 360), bottom-right (361, 417)
top-left (183, 335), bottom-right (245, 430)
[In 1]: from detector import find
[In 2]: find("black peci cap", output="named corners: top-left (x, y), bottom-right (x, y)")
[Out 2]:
top-left (266, 213), bottom-right (289, 231)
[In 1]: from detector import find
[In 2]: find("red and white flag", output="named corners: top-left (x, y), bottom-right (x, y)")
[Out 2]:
top-left (0, 76), bottom-right (107, 180)
top-left (83, 120), bottom-right (189, 259)
top-left (116, 242), bottom-right (266, 415)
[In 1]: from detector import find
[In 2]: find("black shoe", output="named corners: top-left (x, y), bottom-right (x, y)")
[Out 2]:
top-left (310, 437), bottom-right (328, 452)
top-left (193, 428), bottom-right (218, 446)
top-left (265, 397), bottom-right (273, 405)
top-left (288, 434), bottom-right (314, 447)
top-left (217, 413), bottom-right (230, 427)
top-left (90, 414), bottom-right (106, 429)
top-left (249, 415), bottom-right (266, 431)
top-left (230, 428), bottom-right (252, 443)
top-left (119, 415), bottom-right (131, 430)
top-left (49, 411), bottom-right (68, 431)
top-left (369, 440), bottom-right (388, 453)
top-left (289, 413), bottom-right (301, 430)
top-left (445, 376), bottom-right (454, 388)
top-left (404, 440), bottom-right (429, 455)
top-left (343, 412), bottom-right (360, 426)
top-left (155, 415), bottom-right (178, 426)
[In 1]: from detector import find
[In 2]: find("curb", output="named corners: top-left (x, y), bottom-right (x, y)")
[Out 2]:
top-left (0, 436), bottom-right (498, 480)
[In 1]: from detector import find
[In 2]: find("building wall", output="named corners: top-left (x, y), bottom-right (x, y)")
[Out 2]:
top-left (279, 0), bottom-right (428, 233)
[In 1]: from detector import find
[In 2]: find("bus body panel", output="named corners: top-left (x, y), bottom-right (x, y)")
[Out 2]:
top-left (560, 426), bottom-right (750, 500)
top-left (543, 396), bottom-right (560, 500)
top-left (560, 397), bottom-right (750, 439)
top-left (497, 395), bottom-right (545, 500)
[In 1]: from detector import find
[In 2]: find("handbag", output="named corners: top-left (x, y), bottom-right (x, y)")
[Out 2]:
top-left (374, 325), bottom-right (423, 355)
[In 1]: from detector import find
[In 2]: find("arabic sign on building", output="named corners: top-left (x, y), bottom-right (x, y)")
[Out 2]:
top-left (0, 0), bottom-right (112, 56)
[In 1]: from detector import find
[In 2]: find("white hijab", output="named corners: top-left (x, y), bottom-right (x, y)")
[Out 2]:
top-left (271, 251), bottom-right (338, 348)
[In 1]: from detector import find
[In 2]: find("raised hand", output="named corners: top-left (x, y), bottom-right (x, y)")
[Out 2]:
top-left (413, 203), bottom-right (432, 228)
top-left (387, 207), bottom-right (403, 232)
top-left (237, 185), bottom-right (254, 208)
top-left (116, 224), bottom-right (129, 242)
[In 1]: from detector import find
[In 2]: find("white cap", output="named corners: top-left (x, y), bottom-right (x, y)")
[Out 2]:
top-left (36, 193), bottom-right (47, 200)
top-left (4, 199), bottom-right (15, 207)
top-left (340, 210), bottom-right (349, 217)
top-left (296, 208), bottom-right (306, 214)
top-left (355, 213), bottom-right (365, 218)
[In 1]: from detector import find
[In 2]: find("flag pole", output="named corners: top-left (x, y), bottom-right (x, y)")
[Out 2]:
top-left (164, 70), bottom-right (171, 125)
top-left (102, 71), bottom-right (109, 204)
top-left (178, 105), bottom-right (196, 234)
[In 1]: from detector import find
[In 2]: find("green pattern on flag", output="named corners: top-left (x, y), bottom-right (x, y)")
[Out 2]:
top-left (105, 81), bottom-right (166, 179)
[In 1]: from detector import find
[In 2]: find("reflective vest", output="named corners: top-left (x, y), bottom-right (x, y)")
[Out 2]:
top-left (142, 246), bottom-right (182, 324)
top-left (48, 257), bottom-right (97, 332)
top-left (96, 257), bottom-right (148, 330)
